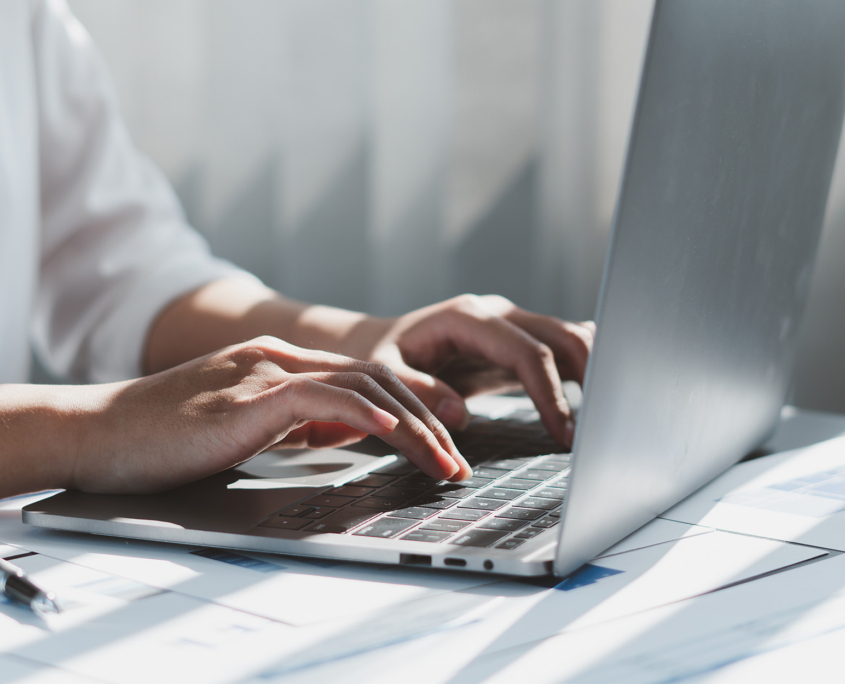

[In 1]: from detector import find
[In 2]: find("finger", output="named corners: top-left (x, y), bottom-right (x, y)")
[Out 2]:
top-left (278, 422), bottom-right (369, 449)
top-left (348, 360), bottom-right (469, 460)
top-left (304, 371), bottom-right (471, 481)
top-left (389, 362), bottom-right (471, 431)
top-left (475, 296), bottom-right (594, 384)
top-left (443, 309), bottom-right (574, 446)
top-left (580, 320), bottom-right (597, 335)
top-left (500, 311), bottom-right (594, 384)
top-left (262, 376), bottom-right (399, 442)
top-left (243, 338), bottom-right (470, 479)
top-left (261, 342), bottom-right (471, 476)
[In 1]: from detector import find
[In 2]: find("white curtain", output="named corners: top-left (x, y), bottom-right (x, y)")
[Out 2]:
top-left (66, 0), bottom-right (845, 413)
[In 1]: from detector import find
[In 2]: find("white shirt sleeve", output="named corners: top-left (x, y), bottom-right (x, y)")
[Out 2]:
top-left (30, 0), bottom-right (259, 383)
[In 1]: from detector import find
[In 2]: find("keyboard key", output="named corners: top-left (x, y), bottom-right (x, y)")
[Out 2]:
top-left (517, 470), bottom-right (556, 482)
top-left (531, 518), bottom-right (560, 529)
top-left (546, 481), bottom-right (569, 490)
top-left (353, 498), bottom-right (397, 511)
top-left (458, 498), bottom-right (507, 511)
top-left (478, 488), bottom-right (523, 501)
top-left (260, 516), bottom-right (311, 531)
top-left (548, 510), bottom-right (562, 518)
top-left (477, 518), bottom-right (530, 532)
top-left (498, 478), bottom-right (538, 491)
top-left (398, 475), bottom-right (441, 489)
top-left (389, 506), bottom-right (438, 520)
top-left (473, 467), bottom-right (509, 479)
top-left (353, 518), bottom-right (417, 538)
top-left (450, 530), bottom-right (509, 548)
top-left (459, 477), bottom-right (495, 489)
top-left (514, 528), bottom-right (545, 539)
top-left (302, 506), bottom-right (333, 519)
top-left (496, 539), bottom-right (527, 550)
top-left (331, 485), bottom-right (376, 498)
top-left (302, 494), bottom-right (356, 508)
top-left (431, 485), bottom-right (475, 499)
top-left (402, 530), bottom-right (454, 543)
top-left (305, 508), bottom-right (379, 533)
top-left (278, 504), bottom-right (313, 517)
top-left (373, 459), bottom-right (417, 475)
top-left (516, 498), bottom-right (560, 511)
top-left (529, 461), bottom-right (570, 472)
top-left (371, 486), bottom-right (425, 500)
top-left (533, 489), bottom-right (565, 500)
top-left (416, 496), bottom-right (459, 510)
top-left (420, 520), bottom-right (471, 533)
top-left (438, 509), bottom-right (490, 522)
top-left (496, 507), bottom-right (545, 521)
top-left (351, 473), bottom-right (397, 487)
top-left (483, 459), bottom-right (530, 470)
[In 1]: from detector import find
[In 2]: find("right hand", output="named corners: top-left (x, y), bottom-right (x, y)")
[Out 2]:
top-left (73, 336), bottom-right (471, 494)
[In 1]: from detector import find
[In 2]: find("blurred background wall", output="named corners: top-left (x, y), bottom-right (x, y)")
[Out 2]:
top-left (65, 0), bottom-right (845, 414)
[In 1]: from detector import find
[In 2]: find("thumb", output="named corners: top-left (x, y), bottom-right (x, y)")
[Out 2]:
top-left (392, 363), bottom-right (471, 431)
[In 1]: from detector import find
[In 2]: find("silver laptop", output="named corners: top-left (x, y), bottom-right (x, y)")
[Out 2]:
top-left (24, 0), bottom-right (845, 578)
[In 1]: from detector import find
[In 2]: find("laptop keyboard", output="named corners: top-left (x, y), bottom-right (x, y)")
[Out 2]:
top-left (259, 410), bottom-right (570, 551)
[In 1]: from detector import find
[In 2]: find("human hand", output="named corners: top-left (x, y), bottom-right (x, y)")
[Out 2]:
top-left (73, 336), bottom-right (470, 494)
top-left (353, 295), bottom-right (595, 448)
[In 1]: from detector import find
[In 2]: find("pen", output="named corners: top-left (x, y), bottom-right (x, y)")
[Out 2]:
top-left (0, 558), bottom-right (60, 614)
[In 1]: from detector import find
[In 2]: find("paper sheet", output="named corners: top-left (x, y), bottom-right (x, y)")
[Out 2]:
top-left (244, 529), bottom-right (825, 683)
top-left (0, 655), bottom-right (98, 684)
top-left (0, 509), bottom-right (503, 628)
top-left (595, 518), bottom-right (711, 557)
top-left (428, 531), bottom-right (825, 659)
top-left (2, 588), bottom-right (300, 684)
top-left (663, 434), bottom-right (845, 550)
top-left (471, 551), bottom-right (845, 684)
top-left (0, 505), bottom-right (710, 631)
top-left (0, 551), bottom-right (496, 684)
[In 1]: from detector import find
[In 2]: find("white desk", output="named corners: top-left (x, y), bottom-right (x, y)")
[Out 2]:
top-left (1, 407), bottom-right (843, 684)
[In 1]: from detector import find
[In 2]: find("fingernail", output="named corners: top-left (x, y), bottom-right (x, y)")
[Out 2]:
top-left (435, 398), bottom-right (470, 430)
top-left (372, 408), bottom-right (399, 430)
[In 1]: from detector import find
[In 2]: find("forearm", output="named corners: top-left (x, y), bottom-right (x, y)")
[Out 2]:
top-left (144, 277), bottom-right (392, 374)
top-left (0, 384), bottom-right (101, 499)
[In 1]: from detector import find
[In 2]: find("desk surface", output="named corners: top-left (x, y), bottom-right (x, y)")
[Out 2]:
top-left (1, 406), bottom-right (844, 684)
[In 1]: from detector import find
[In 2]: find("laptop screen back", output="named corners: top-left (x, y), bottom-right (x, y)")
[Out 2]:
top-left (556, 0), bottom-right (845, 576)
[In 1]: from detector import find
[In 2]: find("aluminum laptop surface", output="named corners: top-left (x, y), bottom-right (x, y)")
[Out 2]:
top-left (23, 0), bottom-right (845, 578)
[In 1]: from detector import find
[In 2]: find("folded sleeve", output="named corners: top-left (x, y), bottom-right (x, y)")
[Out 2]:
top-left (30, 0), bottom-right (259, 383)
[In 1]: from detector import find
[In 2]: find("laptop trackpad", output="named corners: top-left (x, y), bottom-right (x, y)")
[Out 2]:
top-left (230, 448), bottom-right (395, 489)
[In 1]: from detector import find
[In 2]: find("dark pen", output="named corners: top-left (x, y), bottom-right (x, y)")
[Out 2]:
top-left (0, 558), bottom-right (60, 614)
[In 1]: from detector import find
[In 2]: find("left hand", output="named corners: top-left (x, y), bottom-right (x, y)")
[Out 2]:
top-left (350, 295), bottom-right (595, 448)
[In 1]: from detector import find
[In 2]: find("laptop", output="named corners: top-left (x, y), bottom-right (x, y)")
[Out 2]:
top-left (24, 0), bottom-right (845, 578)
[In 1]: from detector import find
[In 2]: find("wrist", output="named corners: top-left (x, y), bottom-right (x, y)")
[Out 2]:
top-left (332, 314), bottom-right (395, 361)
top-left (0, 383), bottom-right (110, 497)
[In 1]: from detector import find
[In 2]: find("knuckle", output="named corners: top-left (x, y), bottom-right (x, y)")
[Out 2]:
top-left (347, 372), bottom-right (379, 393)
top-left (253, 334), bottom-right (280, 347)
top-left (428, 419), bottom-right (451, 442)
top-left (480, 294), bottom-right (514, 313)
top-left (279, 375), bottom-right (313, 399)
top-left (245, 335), bottom-right (282, 356)
top-left (228, 336), bottom-right (283, 365)
top-left (533, 342), bottom-right (556, 365)
top-left (451, 293), bottom-right (484, 315)
top-left (407, 416), bottom-right (433, 442)
top-left (340, 387), bottom-right (365, 411)
top-left (565, 322), bottom-right (594, 350)
top-left (366, 361), bottom-right (398, 384)
top-left (227, 344), bottom-right (267, 367)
